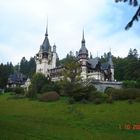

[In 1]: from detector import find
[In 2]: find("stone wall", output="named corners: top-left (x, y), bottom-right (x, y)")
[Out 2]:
top-left (92, 81), bottom-right (122, 92)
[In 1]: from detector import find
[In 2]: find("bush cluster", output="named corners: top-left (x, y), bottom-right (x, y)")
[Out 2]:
top-left (39, 91), bottom-right (59, 102)
top-left (87, 91), bottom-right (104, 102)
top-left (123, 80), bottom-right (140, 89)
top-left (61, 81), bottom-right (98, 102)
top-left (62, 81), bottom-right (110, 104)
top-left (105, 88), bottom-right (140, 100)
top-left (0, 88), bottom-right (4, 94)
top-left (26, 74), bottom-right (140, 103)
top-left (94, 98), bottom-right (102, 104)
top-left (5, 87), bottom-right (24, 95)
top-left (41, 82), bottom-right (60, 94)
top-left (27, 73), bottom-right (60, 98)
top-left (106, 98), bottom-right (113, 104)
top-left (135, 97), bottom-right (140, 102)
top-left (68, 97), bottom-right (75, 104)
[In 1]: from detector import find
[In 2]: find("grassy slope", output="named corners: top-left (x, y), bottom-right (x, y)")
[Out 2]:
top-left (0, 94), bottom-right (140, 140)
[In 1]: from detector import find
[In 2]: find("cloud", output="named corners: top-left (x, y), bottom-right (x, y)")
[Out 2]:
top-left (0, 0), bottom-right (140, 64)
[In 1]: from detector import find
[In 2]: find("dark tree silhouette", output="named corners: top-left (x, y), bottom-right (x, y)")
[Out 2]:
top-left (19, 57), bottom-right (36, 78)
top-left (115, 0), bottom-right (140, 30)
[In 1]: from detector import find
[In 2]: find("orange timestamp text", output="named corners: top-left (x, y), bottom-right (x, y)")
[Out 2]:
top-left (119, 124), bottom-right (140, 130)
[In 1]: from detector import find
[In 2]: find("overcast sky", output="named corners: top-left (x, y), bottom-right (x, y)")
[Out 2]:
top-left (0, 0), bottom-right (140, 65)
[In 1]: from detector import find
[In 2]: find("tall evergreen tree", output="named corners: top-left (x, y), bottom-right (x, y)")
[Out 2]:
top-left (0, 62), bottom-right (14, 88)
top-left (19, 57), bottom-right (36, 78)
top-left (20, 57), bottom-right (28, 75)
top-left (28, 57), bottom-right (36, 77)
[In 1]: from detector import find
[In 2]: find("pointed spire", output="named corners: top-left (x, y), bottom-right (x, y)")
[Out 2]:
top-left (53, 43), bottom-right (56, 53)
top-left (79, 29), bottom-right (88, 56)
top-left (45, 18), bottom-right (48, 37)
top-left (40, 18), bottom-right (51, 54)
top-left (82, 29), bottom-right (85, 44)
top-left (82, 29), bottom-right (84, 40)
top-left (90, 52), bottom-right (93, 59)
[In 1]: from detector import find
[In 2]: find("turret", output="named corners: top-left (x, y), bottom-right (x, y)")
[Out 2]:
top-left (108, 51), bottom-right (114, 81)
top-left (78, 30), bottom-right (88, 80)
top-left (35, 23), bottom-right (54, 76)
top-left (53, 44), bottom-right (56, 53)
top-left (52, 44), bottom-right (57, 68)
top-left (78, 30), bottom-right (88, 59)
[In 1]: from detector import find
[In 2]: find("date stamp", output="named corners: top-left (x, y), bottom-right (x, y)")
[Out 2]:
top-left (119, 124), bottom-right (140, 130)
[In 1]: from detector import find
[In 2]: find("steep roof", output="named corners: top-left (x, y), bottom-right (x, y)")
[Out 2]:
top-left (8, 73), bottom-right (27, 85)
top-left (88, 57), bottom-right (100, 69)
top-left (39, 25), bottom-right (51, 53)
top-left (101, 63), bottom-right (110, 70)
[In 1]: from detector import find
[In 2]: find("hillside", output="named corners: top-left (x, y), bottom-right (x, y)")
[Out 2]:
top-left (0, 94), bottom-right (140, 140)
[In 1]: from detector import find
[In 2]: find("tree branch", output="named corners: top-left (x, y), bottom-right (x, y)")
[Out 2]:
top-left (115, 0), bottom-right (140, 29)
top-left (125, 5), bottom-right (140, 30)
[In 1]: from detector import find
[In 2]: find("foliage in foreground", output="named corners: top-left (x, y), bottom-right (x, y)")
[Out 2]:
top-left (39, 91), bottom-right (60, 102)
top-left (105, 87), bottom-right (140, 101)
top-left (123, 80), bottom-right (140, 89)
top-left (27, 73), bottom-right (60, 98)
top-left (58, 56), bottom-right (102, 102)
top-left (5, 87), bottom-right (25, 95)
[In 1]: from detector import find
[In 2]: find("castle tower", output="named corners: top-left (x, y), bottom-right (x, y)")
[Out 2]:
top-left (35, 24), bottom-right (57, 76)
top-left (52, 44), bottom-right (57, 68)
top-left (108, 51), bottom-right (114, 81)
top-left (78, 30), bottom-right (88, 79)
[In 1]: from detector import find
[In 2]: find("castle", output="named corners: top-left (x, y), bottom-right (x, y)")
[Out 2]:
top-left (35, 25), bottom-right (114, 82)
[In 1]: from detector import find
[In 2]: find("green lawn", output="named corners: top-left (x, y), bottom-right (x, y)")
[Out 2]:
top-left (0, 94), bottom-right (140, 140)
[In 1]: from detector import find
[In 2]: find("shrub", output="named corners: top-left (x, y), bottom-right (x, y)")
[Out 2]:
top-left (123, 80), bottom-right (136, 88)
top-left (128, 99), bottom-right (133, 104)
top-left (26, 73), bottom-right (56, 98)
top-left (104, 87), bottom-right (115, 96)
top-left (41, 82), bottom-right (60, 94)
top-left (5, 87), bottom-right (14, 93)
top-left (59, 79), bottom-right (97, 102)
top-left (94, 98), bottom-right (102, 104)
top-left (80, 98), bottom-right (88, 104)
top-left (5, 87), bottom-right (24, 95)
top-left (26, 85), bottom-right (37, 98)
top-left (100, 93), bottom-right (108, 102)
top-left (87, 91), bottom-right (103, 102)
top-left (110, 88), bottom-right (140, 100)
top-left (7, 94), bottom-right (25, 100)
top-left (13, 87), bottom-right (25, 94)
top-left (40, 91), bottom-right (59, 102)
top-left (30, 73), bottom-right (47, 94)
top-left (106, 98), bottom-right (113, 104)
top-left (72, 84), bottom-right (97, 101)
top-left (68, 97), bottom-right (75, 104)
top-left (123, 80), bottom-right (140, 89)
top-left (69, 83), bottom-right (88, 101)
top-left (0, 88), bottom-right (4, 94)
top-left (136, 79), bottom-right (140, 89)
top-left (135, 97), bottom-right (140, 102)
